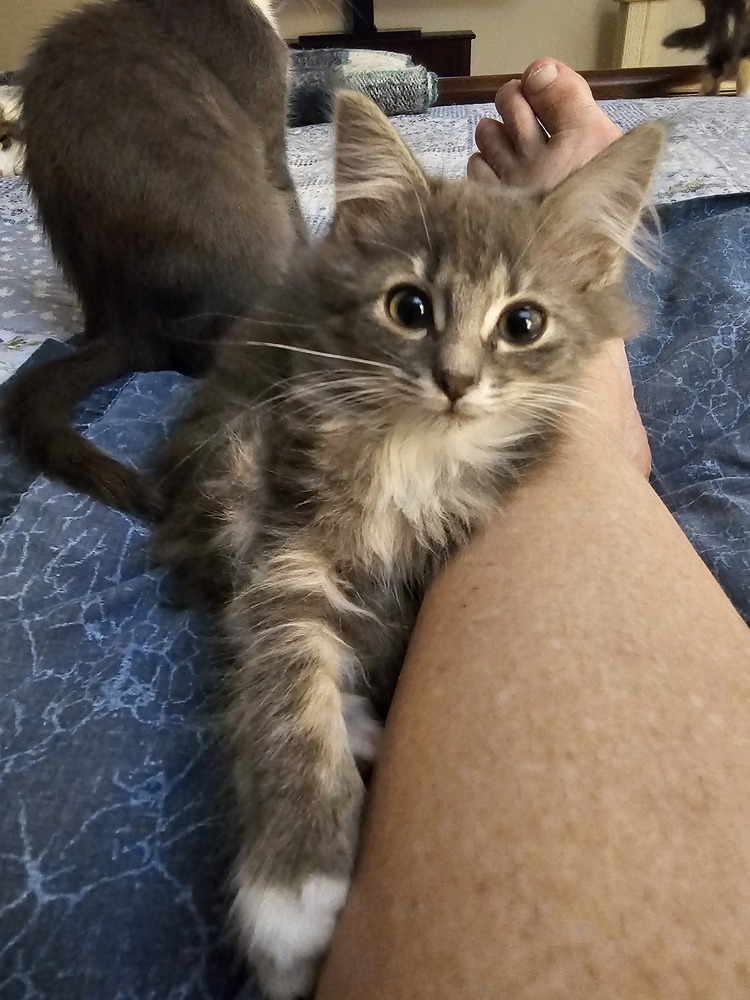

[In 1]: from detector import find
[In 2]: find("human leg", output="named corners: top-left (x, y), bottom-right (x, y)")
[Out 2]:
top-left (316, 342), bottom-right (750, 1000)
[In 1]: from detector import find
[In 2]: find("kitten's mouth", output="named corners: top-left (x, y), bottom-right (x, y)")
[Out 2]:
top-left (419, 382), bottom-right (481, 422)
top-left (443, 401), bottom-right (476, 422)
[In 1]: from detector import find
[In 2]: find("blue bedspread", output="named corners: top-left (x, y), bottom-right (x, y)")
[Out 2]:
top-left (1, 194), bottom-right (750, 999)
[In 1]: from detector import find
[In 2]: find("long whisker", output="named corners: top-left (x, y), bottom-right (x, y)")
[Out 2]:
top-left (408, 174), bottom-right (433, 253)
top-left (152, 415), bottom-right (245, 491)
top-left (353, 237), bottom-right (416, 263)
top-left (511, 216), bottom-right (547, 274)
top-left (225, 340), bottom-right (402, 373)
top-left (172, 311), bottom-right (317, 330)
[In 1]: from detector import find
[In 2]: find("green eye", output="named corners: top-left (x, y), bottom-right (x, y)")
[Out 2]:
top-left (498, 303), bottom-right (547, 346)
top-left (386, 286), bottom-right (433, 331)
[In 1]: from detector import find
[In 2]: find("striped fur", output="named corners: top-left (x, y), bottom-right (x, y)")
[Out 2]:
top-left (155, 95), bottom-right (664, 998)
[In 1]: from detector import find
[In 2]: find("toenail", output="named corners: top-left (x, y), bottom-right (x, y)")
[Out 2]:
top-left (475, 117), bottom-right (497, 143)
top-left (525, 62), bottom-right (558, 94)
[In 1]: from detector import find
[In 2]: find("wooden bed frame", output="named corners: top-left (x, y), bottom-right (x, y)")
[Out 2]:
top-left (436, 64), bottom-right (737, 105)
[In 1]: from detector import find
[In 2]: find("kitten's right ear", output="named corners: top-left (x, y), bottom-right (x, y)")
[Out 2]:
top-left (333, 91), bottom-right (429, 221)
top-left (540, 122), bottom-right (665, 289)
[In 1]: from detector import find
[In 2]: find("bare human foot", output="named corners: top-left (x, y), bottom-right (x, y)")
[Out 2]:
top-left (467, 60), bottom-right (650, 476)
top-left (468, 58), bottom-right (622, 191)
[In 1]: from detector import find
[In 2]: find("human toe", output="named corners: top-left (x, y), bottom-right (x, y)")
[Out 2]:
top-left (467, 151), bottom-right (501, 184)
top-left (474, 118), bottom-right (517, 179)
top-left (521, 59), bottom-right (621, 141)
top-left (493, 80), bottom-right (547, 157)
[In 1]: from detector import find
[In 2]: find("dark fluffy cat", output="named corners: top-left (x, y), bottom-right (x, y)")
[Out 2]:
top-left (155, 93), bottom-right (664, 999)
top-left (663, 0), bottom-right (750, 95)
top-left (4, 0), bottom-right (303, 515)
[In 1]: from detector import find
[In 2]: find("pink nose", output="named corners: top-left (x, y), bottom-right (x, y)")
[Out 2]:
top-left (434, 370), bottom-right (476, 402)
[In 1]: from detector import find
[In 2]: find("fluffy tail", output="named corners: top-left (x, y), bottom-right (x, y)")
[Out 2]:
top-left (3, 336), bottom-right (160, 516)
top-left (662, 24), bottom-right (709, 49)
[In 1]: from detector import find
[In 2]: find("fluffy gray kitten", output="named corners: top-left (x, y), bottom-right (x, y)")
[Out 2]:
top-left (156, 94), bottom-right (664, 999)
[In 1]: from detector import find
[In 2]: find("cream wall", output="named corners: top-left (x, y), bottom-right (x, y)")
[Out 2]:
top-left (0, 0), bottom-right (701, 74)
top-left (0, 0), bottom-right (87, 72)
top-left (628, 0), bottom-right (703, 67)
top-left (279, 0), bottom-right (620, 75)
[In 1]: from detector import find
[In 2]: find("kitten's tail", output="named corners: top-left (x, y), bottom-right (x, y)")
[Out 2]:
top-left (3, 336), bottom-right (160, 516)
top-left (662, 24), bottom-right (709, 49)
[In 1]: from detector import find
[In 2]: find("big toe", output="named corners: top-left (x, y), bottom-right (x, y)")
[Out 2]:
top-left (521, 59), bottom-right (620, 139)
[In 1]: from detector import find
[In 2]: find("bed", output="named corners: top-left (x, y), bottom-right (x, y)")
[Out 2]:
top-left (1, 94), bottom-right (750, 999)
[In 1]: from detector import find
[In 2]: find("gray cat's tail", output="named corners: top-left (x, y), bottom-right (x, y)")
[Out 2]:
top-left (3, 336), bottom-right (160, 516)
top-left (662, 24), bottom-right (709, 49)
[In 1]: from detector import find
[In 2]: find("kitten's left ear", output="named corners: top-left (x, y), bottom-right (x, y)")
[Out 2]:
top-left (541, 122), bottom-right (666, 288)
top-left (333, 91), bottom-right (430, 220)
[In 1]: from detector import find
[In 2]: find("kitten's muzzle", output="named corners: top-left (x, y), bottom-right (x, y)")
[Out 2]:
top-left (433, 369), bottom-right (477, 404)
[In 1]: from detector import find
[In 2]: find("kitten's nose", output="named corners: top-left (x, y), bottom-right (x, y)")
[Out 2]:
top-left (434, 369), bottom-right (476, 403)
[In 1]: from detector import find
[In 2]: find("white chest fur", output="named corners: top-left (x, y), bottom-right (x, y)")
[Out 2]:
top-left (358, 412), bottom-right (530, 570)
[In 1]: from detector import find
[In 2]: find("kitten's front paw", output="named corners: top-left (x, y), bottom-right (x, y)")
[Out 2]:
top-left (234, 873), bottom-right (349, 999)
top-left (342, 692), bottom-right (382, 765)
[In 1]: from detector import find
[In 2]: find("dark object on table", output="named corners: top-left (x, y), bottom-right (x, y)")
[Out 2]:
top-left (351, 0), bottom-right (376, 36)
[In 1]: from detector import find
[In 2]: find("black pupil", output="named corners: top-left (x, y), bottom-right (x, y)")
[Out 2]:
top-left (505, 306), bottom-right (543, 343)
top-left (395, 291), bottom-right (429, 328)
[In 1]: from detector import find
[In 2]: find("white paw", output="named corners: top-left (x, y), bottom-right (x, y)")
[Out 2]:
top-left (234, 873), bottom-right (349, 999)
top-left (342, 693), bottom-right (382, 765)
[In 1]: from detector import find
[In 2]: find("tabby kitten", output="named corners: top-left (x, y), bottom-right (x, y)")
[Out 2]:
top-left (663, 0), bottom-right (750, 95)
top-left (156, 93), bottom-right (664, 999)
top-left (4, 0), bottom-right (302, 515)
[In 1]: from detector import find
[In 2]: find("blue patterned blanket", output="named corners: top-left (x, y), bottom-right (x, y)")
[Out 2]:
top-left (1, 191), bottom-right (750, 998)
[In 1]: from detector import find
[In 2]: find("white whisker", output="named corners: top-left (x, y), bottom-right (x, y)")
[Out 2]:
top-left (354, 237), bottom-right (415, 262)
top-left (226, 340), bottom-right (402, 373)
top-left (409, 175), bottom-right (433, 253)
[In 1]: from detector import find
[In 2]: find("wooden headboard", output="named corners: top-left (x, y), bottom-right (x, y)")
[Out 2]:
top-left (436, 65), bottom-right (731, 105)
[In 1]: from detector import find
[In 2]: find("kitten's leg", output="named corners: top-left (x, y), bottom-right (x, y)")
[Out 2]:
top-left (277, 167), bottom-right (307, 244)
top-left (701, 68), bottom-right (722, 95)
top-left (737, 58), bottom-right (750, 96)
top-left (224, 548), bottom-right (378, 999)
top-left (265, 130), bottom-right (308, 242)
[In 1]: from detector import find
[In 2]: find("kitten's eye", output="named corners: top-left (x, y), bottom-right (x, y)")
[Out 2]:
top-left (497, 303), bottom-right (547, 346)
top-left (386, 286), bottom-right (433, 332)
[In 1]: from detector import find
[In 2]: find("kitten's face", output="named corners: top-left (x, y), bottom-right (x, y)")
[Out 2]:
top-left (312, 180), bottom-right (638, 433)
top-left (302, 98), bottom-right (662, 441)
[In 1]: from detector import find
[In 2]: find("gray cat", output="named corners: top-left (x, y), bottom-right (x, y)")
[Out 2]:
top-left (4, 0), bottom-right (302, 515)
top-left (156, 93), bottom-right (664, 999)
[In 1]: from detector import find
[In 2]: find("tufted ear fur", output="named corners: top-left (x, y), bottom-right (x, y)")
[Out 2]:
top-left (332, 90), bottom-right (430, 222)
top-left (538, 122), bottom-right (666, 290)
